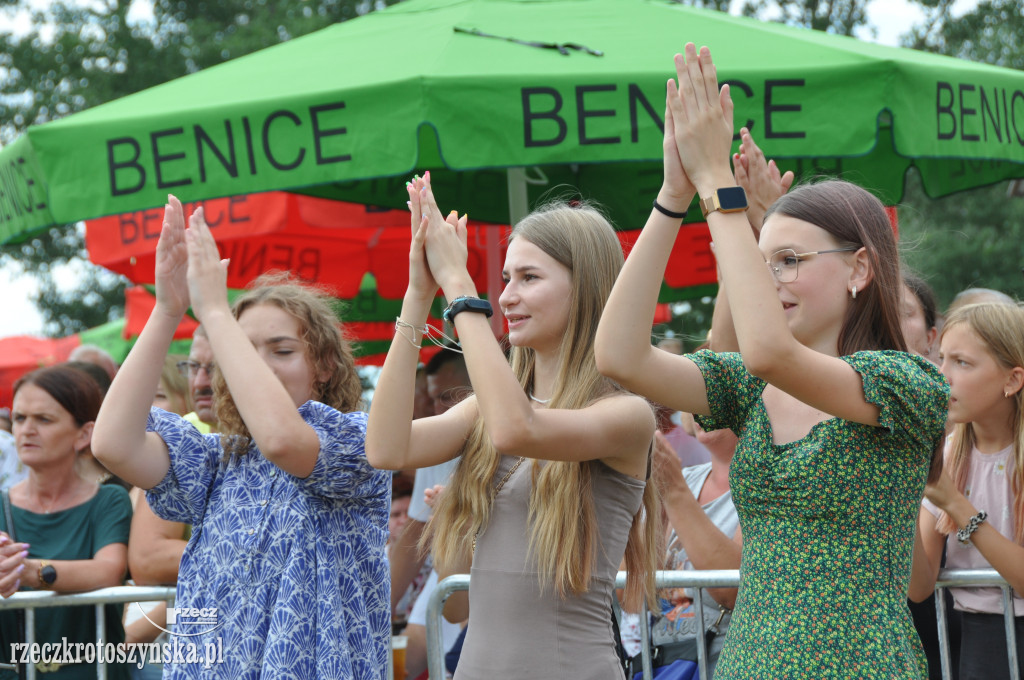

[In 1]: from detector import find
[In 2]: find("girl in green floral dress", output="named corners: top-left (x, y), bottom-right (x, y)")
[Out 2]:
top-left (596, 44), bottom-right (948, 679)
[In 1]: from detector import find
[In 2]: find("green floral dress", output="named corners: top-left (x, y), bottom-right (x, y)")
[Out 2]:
top-left (692, 350), bottom-right (948, 679)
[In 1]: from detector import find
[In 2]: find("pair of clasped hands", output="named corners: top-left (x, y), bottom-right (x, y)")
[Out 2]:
top-left (154, 196), bottom-right (231, 326)
top-left (405, 172), bottom-right (473, 304)
top-left (662, 43), bottom-right (794, 229)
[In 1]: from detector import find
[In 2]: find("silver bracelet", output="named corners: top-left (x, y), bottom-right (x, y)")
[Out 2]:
top-left (956, 510), bottom-right (988, 544)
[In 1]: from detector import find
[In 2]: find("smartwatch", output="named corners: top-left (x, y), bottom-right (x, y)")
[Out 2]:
top-left (699, 186), bottom-right (748, 218)
top-left (39, 560), bottom-right (57, 588)
top-left (443, 296), bottom-right (493, 323)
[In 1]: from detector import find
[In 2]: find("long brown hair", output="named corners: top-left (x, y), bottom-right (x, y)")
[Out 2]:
top-left (765, 180), bottom-right (907, 355)
top-left (936, 302), bottom-right (1024, 543)
top-left (425, 202), bottom-right (660, 610)
top-left (213, 272), bottom-right (363, 456)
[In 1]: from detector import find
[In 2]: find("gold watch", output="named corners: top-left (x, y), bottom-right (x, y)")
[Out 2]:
top-left (38, 560), bottom-right (57, 588)
top-left (699, 187), bottom-right (748, 218)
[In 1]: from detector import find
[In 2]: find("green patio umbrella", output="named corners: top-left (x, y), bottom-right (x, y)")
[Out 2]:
top-left (3, 0), bottom-right (1022, 245)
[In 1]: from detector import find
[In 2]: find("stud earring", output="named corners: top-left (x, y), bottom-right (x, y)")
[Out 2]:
top-left (851, 286), bottom-right (857, 299)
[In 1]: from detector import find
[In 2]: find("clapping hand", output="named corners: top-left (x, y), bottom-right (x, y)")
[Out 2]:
top-left (417, 175), bottom-right (471, 297)
top-left (667, 43), bottom-right (735, 197)
top-left (732, 127), bottom-right (795, 236)
top-left (407, 174), bottom-right (440, 303)
top-left (154, 195), bottom-right (190, 319)
top-left (184, 207), bottom-right (230, 323)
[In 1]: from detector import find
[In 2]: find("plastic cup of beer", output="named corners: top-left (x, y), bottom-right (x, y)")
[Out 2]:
top-left (392, 635), bottom-right (408, 680)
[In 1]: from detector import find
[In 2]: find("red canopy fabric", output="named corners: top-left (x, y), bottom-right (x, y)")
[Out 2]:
top-left (0, 335), bottom-right (81, 408)
top-left (86, 191), bottom-right (511, 300)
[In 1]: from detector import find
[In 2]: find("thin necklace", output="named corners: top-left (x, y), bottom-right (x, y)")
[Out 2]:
top-left (473, 456), bottom-right (526, 554)
top-left (528, 392), bottom-right (550, 404)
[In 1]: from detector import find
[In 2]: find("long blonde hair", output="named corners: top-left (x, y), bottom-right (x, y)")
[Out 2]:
top-left (213, 272), bottom-right (363, 457)
top-left (936, 302), bottom-right (1024, 543)
top-left (425, 203), bottom-right (660, 610)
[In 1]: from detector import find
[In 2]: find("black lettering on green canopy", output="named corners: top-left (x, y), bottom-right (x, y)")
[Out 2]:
top-left (937, 83), bottom-right (956, 141)
top-left (151, 128), bottom-right (193, 189)
top-left (522, 87), bottom-right (567, 148)
top-left (764, 79), bottom-right (806, 139)
top-left (196, 122), bottom-right (239, 183)
top-left (959, 84), bottom-right (980, 142)
top-left (576, 84), bottom-right (619, 146)
top-left (310, 102), bottom-right (351, 164)
top-left (108, 137), bottom-right (146, 197)
top-left (261, 110), bottom-right (306, 171)
top-left (628, 84), bottom-right (660, 144)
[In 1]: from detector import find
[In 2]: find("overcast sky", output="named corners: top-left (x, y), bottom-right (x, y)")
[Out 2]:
top-left (0, 0), bottom-right (979, 337)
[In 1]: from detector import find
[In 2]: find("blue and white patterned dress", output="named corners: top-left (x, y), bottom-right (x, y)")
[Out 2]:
top-left (146, 402), bottom-right (391, 680)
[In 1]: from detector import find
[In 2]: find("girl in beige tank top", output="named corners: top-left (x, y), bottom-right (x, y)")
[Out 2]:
top-left (367, 175), bottom-right (661, 680)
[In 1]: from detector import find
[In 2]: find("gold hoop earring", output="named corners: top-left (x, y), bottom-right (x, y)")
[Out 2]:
top-left (851, 286), bottom-right (857, 299)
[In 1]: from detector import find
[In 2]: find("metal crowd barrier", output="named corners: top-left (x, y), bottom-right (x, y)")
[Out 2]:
top-left (427, 569), bottom-right (1016, 680)
top-left (0, 585), bottom-right (176, 680)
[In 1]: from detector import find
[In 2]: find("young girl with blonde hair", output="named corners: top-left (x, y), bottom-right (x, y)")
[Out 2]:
top-left (367, 174), bottom-right (659, 680)
top-left (911, 301), bottom-right (1024, 680)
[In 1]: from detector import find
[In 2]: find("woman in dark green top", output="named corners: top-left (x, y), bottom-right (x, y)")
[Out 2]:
top-left (0, 365), bottom-right (132, 679)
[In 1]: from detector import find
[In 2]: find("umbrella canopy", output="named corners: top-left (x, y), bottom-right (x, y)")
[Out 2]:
top-left (86, 191), bottom-right (511, 299)
top-left (2, 0), bottom-right (1023, 248)
top-left (0, 320), bottom-right (194, 408)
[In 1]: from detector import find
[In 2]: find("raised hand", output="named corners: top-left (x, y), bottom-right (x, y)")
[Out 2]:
top-left (668, 44), bottom-right (735, 197)
top-left (184, 207), bottom-right (230, 323)
top-left (418, 175), bottom-right (471, 296)
top-left (732, 127), bottom-right (795, 236)
top-left (659, 95), bottom-right (696, 214)
top-left (407, 174), bottom-right (440, 303)
top-left (154, 195), bottom-right (190, 319)
top-left (651, 430), bottom-right (688, 498)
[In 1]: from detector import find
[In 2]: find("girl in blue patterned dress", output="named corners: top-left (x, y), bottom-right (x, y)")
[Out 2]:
top-left (93, 197), bottom-right (391, 680)
top-left (596, 45), bottom-right (949, 679)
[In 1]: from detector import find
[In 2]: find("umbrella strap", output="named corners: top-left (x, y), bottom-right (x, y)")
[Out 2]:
top-left (453, 27), bottom-right (603, 57)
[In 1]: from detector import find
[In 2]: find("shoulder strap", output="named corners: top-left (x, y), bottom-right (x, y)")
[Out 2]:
top-left (2, 488), bottom-right (15, 543)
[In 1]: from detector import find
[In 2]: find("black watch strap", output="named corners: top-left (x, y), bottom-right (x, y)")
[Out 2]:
top-left (443, 296), bottom-right (493, 323)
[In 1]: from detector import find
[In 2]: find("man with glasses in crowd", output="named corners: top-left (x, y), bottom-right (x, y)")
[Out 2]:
top-left (178, 326), bottom-right (218, 433)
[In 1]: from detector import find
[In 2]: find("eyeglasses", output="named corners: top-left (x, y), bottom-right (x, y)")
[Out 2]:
top-left (176, 361), bottom-right (216, 378)
top-left (766, 247), bottom-right (859, 283)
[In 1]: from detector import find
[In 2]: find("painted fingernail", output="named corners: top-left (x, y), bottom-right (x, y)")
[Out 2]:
top-left (13, 580), bottom-right (19, 590)
top-left (406, 201), bottom-right (412, 209)
top-left (16, 564), bottom-right (24, 572)
top-left (19, 551), bottom-right (27, 558)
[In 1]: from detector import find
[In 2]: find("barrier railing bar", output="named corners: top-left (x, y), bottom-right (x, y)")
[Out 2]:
top-left (26, 607), bottom-right (36, 680)
top-left (693, 587), bottom-right (708, 680)
top-left (0, 586), bottom-right (175, 680)
top-left (936, 584), bottom-right (953, 680)
top-left (96, 603), bottom-right (107, 680)
top-left (638, 590), bottom-right (652, 680)
top-left (1002, 586), bottom-right (1020, 680)
top-left (429, 570), bottom-right (1012, 680)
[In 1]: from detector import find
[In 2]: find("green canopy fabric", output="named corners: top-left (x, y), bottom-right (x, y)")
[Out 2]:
top-left (2, 0), bottom-right (1023, 246)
